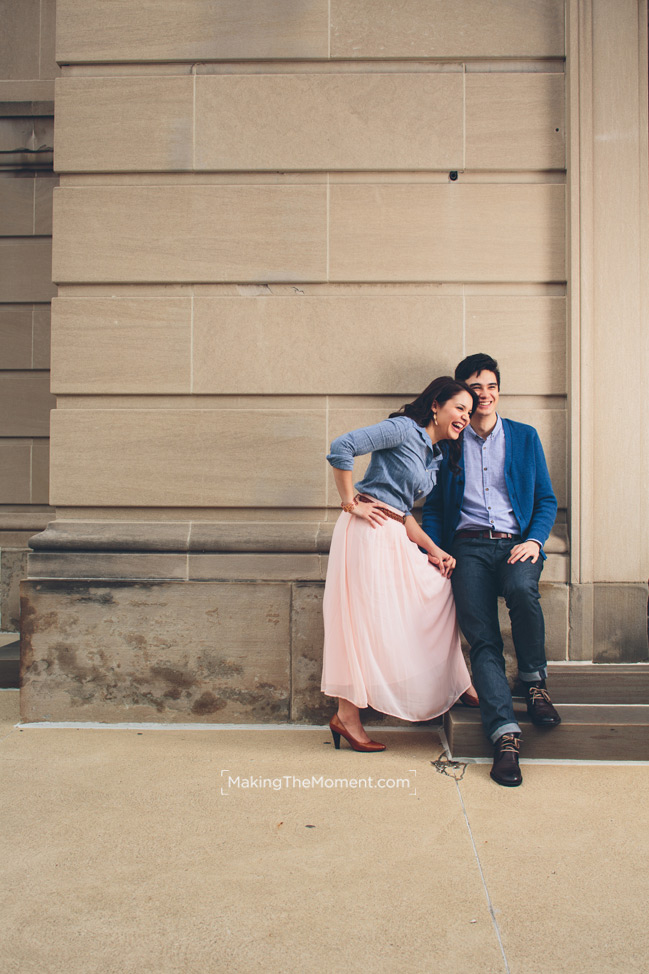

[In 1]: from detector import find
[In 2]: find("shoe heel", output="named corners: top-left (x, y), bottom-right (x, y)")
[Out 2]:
top-left (331, 728), bottom-right (341, 749)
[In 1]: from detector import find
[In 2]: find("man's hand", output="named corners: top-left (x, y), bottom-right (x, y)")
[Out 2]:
top-left (507, 540), bottom-right (541, 564)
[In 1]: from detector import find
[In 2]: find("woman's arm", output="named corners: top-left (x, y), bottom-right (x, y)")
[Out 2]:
top-left (327, 416), bottom-right (411, 470)
top-left (332, 468), bottom-right (388, 529)
top-left (405, 516), bottom-right (456, 577)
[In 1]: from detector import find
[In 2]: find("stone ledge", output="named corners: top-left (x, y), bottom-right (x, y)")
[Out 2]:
top-left (29, 518), bottom-right (569, 555)
top-left (0, 101), bottom-right (54, 117)
top-left (0, 510), bottom-right (53, 533)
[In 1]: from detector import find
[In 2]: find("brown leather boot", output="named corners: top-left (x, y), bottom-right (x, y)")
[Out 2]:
top-left (524, 680), bottom-right (561, 727)
top-left (490, 733), bottom-right (522, 787)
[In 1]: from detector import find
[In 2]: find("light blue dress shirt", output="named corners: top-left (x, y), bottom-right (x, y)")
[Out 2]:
top-left (456, 416), bottom-right (521, 535)
top-left (327, 415), bottom-right (442, 516)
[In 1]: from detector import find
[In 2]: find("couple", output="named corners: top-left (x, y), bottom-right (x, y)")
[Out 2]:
top-left (321, 353), bottom-right (561, 787)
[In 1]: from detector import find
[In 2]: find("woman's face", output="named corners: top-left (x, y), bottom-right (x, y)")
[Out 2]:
top-left (434, 392), bottom-right (473, 440)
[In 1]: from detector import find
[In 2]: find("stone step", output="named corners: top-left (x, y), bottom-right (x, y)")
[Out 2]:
top-left (545, 662), bottom-right (649, 703)
top-left (444, 703), bottom-right (649, 760)
top-left (0, 638), bottom-right (20, 689)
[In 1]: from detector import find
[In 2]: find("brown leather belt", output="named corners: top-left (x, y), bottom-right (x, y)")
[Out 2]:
top-left (356, 495), bottom-right (406, 525)
top-left (455, 529), bottom-right (519, 540)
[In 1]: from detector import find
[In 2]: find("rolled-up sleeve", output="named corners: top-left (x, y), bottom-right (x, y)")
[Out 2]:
top-left (327, 417), bottom-right (410, 470)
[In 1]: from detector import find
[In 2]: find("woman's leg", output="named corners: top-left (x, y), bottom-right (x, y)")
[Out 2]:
top-left (336, 697), bottom-right (372, 743)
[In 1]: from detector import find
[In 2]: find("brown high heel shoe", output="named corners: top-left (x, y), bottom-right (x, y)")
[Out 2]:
top-left (329, 713), bottom-right (386, 752)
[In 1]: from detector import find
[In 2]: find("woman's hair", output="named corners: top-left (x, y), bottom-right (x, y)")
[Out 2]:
top-left (389, 376), bottom-right (478, 474)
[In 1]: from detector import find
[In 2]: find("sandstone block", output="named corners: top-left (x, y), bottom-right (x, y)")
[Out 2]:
top-left (55, 78), bottom-right (193, 172)
top-left (188, 553), bottom-right (325, 581)
top-left (0, 0), bottom-right (40, 79)
top-left (1, 547), bottom-right (29, 631)
top-left (465, 74), bottom-right (565, 171)
top-left (28, 552), bottom-right (189, 580)
top-left (0, 306), bottom-right (33, 368)
top-left (0, 439), bottom-right (32, 503)
top-left (0, 178), bottom-right (35, 235)
top-left (593, 584), bottom-right (649, 663)
top-left (330, 0), bottom-right (565, 58)
top-left (39, 0), bottom-right (59, 79)
top-left (290, 582), bottom-right (328, 723)
top-left (21, 579), bottom-right (291, 722)
top-left (195, 74), bottom-right (462, 171)
top-left (192, 294), bottom-right (462, 394)
top-left (53, 185), bottom-right (327, 283)
top-left (31, 439), bottom-right (50, 505)
top-left (0, 373), bottom-right (55, 436)
top-left (0, 238), bottom-right (56, 302)
top-left (49, 408), bottom-right (326, 507)
top-left (32, 305), bottom-right (51, 369)
top-left (56, 0), bottom-right (328, 62)
top-left (51, 297), bottom-right (191, 393)
top-left (33, 176), bottom-right (57, 234)
top-left (465, 296), bottom-right (566, 395)
top-left (329, 183), bottom-right (565, 283)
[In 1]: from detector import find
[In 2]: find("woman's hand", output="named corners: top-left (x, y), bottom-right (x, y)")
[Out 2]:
top-left (427, 546), bottom-right (456, 578)
top-left (351, 497), bottom-right (389, 528)
top-left (404, 517), bottom-right (455, 576)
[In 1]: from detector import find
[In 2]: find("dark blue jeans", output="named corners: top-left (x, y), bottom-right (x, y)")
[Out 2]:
top-left (451, 537), bottom-right (547, 743)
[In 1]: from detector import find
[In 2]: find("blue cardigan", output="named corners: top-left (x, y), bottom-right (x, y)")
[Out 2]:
top-left (421, 418), bottom-right (557, 555)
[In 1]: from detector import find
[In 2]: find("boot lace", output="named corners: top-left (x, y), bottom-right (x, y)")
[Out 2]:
top-left (528, 686), bottom-right (551, 704)
top-left (498, 733), bottom-right (520, 753)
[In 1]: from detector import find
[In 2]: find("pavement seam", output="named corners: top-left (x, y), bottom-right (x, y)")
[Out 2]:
top-left (0, 726), bottom-right (19, 744)
top-left (455, 779), bottom-right (511, 974)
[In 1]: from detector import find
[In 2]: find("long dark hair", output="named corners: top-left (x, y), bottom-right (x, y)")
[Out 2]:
top-left (389, 376), bottom-right (478, 474)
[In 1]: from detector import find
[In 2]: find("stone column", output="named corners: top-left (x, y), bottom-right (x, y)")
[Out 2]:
top-left (568, 0), bottom-right (649, 661)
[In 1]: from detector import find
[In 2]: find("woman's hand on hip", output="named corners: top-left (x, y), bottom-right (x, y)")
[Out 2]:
top-left (352, 497), bottom-right (389, 528)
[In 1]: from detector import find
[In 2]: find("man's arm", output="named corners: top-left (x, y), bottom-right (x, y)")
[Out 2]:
top-left (525, 430), bottom-right (558, 548)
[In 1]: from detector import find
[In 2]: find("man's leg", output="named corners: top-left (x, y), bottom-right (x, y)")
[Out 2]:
top-left (498, 549), bottom-right (561, 727)
top-left (451, 538), bottom-right (521, 744)
top-left (497, 549), bottom-right (546, 679)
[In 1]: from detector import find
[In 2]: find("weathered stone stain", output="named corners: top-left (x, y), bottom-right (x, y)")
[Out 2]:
top-left (150, 666), bottom-right (195, 690)
top-left (20, 579), bottom-right (291, 722)
top-left (202, 658), bottom-right (244, 678)
top-left (191, 692), bottom-right (225, 715)
top-left (74, 591), bottom-right (115, 605)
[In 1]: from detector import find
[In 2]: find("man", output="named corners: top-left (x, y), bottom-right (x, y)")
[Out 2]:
top-left (422, 353), bottom-right (561, 786)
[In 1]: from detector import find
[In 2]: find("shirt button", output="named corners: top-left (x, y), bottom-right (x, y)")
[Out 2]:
top-left (484, 467), bottom-right (487, 471)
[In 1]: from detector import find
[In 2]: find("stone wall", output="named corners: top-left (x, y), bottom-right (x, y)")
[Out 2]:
top-left (0, 0), bottom-right (58, 631)
top-left (20, 0), bottom-right (649, 721)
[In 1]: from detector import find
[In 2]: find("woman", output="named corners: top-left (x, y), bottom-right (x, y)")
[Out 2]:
top-left (322, 376), bottom-right (479, 752)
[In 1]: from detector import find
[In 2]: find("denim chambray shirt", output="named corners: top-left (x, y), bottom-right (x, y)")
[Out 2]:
top-left (327, 415), bottom-right (442, 516)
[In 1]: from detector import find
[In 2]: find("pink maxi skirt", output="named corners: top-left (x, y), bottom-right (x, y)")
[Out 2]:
top-left (321, 503), bottom-right (471, 721)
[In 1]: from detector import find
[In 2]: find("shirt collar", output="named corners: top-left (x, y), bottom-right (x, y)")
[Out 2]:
top-left (466, 414), bottom-right (502, 443)
top-left (413, 421), bottom-right (442, 460)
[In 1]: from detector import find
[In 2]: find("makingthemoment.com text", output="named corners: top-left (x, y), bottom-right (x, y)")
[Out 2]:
top-left (221, 773), bottom-right (412, 792)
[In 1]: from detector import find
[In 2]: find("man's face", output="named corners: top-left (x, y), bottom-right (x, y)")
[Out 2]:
top-left (465, 369), bottom-right (499, 420)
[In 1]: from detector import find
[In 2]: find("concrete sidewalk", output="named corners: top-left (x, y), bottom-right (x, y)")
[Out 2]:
top-left (1, 689), bottom-right (647, 974)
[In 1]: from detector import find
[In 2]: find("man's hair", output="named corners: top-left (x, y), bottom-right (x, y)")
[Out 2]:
top-left (454, 353), bottom-right (500, 389)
